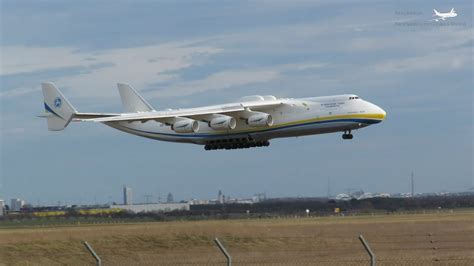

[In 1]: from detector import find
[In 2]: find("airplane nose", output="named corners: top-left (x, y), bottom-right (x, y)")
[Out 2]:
top-left (365, 101), bottom-right (386, 121)
top-left (377, 106), bottom-right (387, 120)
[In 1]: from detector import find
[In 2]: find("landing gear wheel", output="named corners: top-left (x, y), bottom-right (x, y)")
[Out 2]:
top-left (342, 131), bottom-right (353, 140)
top-left (204, 139), bottom-right (271, 150)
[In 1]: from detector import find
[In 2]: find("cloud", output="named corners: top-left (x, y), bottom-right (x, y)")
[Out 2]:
top-left (1, 13), bottom-right (471, 103)
top-left (374, 47), bottom-right (470, 73)
top-left (1, 39), bottom-right (326, 102)
top-left (148, 69), bottom-right (280, 98)
top-left (1, 46), bottom-right (86, 76)
top-left (1, 40), bottom-right (223, 98)
top-left (0, 87), bottom-right (39, 98)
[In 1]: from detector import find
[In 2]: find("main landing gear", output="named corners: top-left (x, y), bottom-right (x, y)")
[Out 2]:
top-left (204, 139), bottom-right (270, 151)
top-left (342, 130), bottom-right (353, 140)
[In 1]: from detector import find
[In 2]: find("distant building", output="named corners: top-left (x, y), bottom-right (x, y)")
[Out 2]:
top-left (358, 192), bottom-right (374, 200)
top-left (167, 193), bottom-right (174, 203)
top-left (252, 193), bottom-right (267, 203)
top-left (0, 200), bottom-right (5, 216)
top-left (112, 203), bottom-right (190, 213)
top-left (189, 199), bottom-right (210, 205)
top-left (123, 186), bottom-right (133, 205)
top-left (10, 198), bottom-right (25, 212)
top-left (335, 194), bottom-right (351, 201)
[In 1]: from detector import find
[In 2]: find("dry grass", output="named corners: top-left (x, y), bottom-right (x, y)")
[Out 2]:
top-left (0, 211), bottom-right (473, 265)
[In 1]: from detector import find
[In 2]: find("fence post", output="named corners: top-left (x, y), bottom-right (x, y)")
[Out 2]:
top-left (214, 237), bottom-right (232, 266)
top-left (83, 241), bottom-right (102, 266)
top-left (358, 235), bottom-right (376, 266)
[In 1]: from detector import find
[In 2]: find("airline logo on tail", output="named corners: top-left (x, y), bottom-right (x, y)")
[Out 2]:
top-left (54, 97), bottom-right (62, 108)
top-left (433, 8), bottom-right (457, 21)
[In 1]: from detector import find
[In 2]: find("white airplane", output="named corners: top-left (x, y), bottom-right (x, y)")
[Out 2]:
top-left (40, 82), bottom-right (386, 150)
top-left (433, 8), bottom-right (457, 21)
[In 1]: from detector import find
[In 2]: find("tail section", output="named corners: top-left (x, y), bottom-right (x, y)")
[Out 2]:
top-left (433, 9), bottom-right (440, 16)
top-left (41, 82), bottom-right (77, 131)
top-left (117, 83), bottom-right (155, 113)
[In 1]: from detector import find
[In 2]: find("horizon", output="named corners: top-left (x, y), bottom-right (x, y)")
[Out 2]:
top-left (3, 180), bottom-right (473, 207)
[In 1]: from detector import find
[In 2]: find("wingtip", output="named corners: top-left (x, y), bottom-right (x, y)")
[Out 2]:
top-left (117, 82), bottom-right (131, 88)
top-left (41, 81), bottom-right (56, 88)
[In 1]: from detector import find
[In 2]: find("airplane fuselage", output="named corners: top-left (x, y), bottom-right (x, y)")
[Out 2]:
top-left (104, 94), bottom-right (386, 146)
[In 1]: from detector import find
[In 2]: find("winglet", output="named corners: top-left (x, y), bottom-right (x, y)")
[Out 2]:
top-left (117, 83), bottom-right (155, 113)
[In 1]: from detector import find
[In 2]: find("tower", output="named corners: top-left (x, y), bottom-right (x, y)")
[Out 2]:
top-left (218, 190), bottom-right (224, 204)
top-left (411, 171), bottom-right (415, 197)
top-left (123, 186), bottom-right (133, 205)
top-left (167, 192), bottom-right (174, 203)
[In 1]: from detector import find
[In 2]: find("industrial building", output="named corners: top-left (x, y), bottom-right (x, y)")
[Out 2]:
top-left (10, 198), bottom-right (25, 212)
top-left (0, 200), bottom-right (5, 216)
top-left (112, 203), bottom-right (190, 213)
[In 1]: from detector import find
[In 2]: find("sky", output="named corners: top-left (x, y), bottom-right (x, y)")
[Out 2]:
top-left (0, 1), bottom-right (472, 206)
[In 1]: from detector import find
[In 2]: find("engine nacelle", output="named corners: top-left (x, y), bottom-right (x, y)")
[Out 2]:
top-left (247, 113), bottom-right (273, 127)
top-left (209, 116), bottom-right (236, 130)
top-left (171, 119), bottom-right (199, 133)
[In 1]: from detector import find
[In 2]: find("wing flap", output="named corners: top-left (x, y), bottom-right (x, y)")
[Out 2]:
top-left (73, 112), bottom-right (121, 121)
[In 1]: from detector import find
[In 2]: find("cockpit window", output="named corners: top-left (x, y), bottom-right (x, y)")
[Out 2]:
top-left (349, 96), bottom-right (360, 100)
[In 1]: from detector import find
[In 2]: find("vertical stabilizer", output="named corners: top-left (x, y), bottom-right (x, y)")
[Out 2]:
top-left (41, 82), bottom-right (77, 131)
top-left (117, 83), bottom-right (155, 113)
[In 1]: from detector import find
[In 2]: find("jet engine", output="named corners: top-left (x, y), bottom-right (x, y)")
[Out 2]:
top-left (247, 113), bottom-right (273, 127)
top-left (209, 116), bottom-right (236, 130)
top-left (171, 119), bottom-right (199, 133)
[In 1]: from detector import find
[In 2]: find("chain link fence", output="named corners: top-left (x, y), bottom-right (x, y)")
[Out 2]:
top-left (1, 212), bottom-right (473, 265)
top-left (79, 233), bottom-right (473, 265)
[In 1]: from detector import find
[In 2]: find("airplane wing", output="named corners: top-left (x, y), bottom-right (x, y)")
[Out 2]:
top-left (73, 113), bottom-right (120, 120)
top-left (81, 100), bottom-right (283, 124)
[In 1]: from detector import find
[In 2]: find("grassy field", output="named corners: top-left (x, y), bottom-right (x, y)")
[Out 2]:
top-left (0, 210), bottom-right (473, 265)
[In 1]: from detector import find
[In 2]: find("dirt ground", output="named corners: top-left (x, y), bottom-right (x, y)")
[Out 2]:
top-left (0, 211), bottom-right (473, 265)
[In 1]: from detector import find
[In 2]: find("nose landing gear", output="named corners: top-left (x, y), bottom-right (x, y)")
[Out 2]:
top-left (342, 130), bottom-right (353, 140)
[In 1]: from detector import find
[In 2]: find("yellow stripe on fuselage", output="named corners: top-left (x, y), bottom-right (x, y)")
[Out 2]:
top-left (210, 113), bottom-right (385, 135)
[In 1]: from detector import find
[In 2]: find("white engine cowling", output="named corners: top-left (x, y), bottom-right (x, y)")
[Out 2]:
top-left (171, 119), bottom-right (199, 133)
top-left (209, 116), bottom-right (236, 130)
top-left (247, 113), bottom-right (273, 127)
